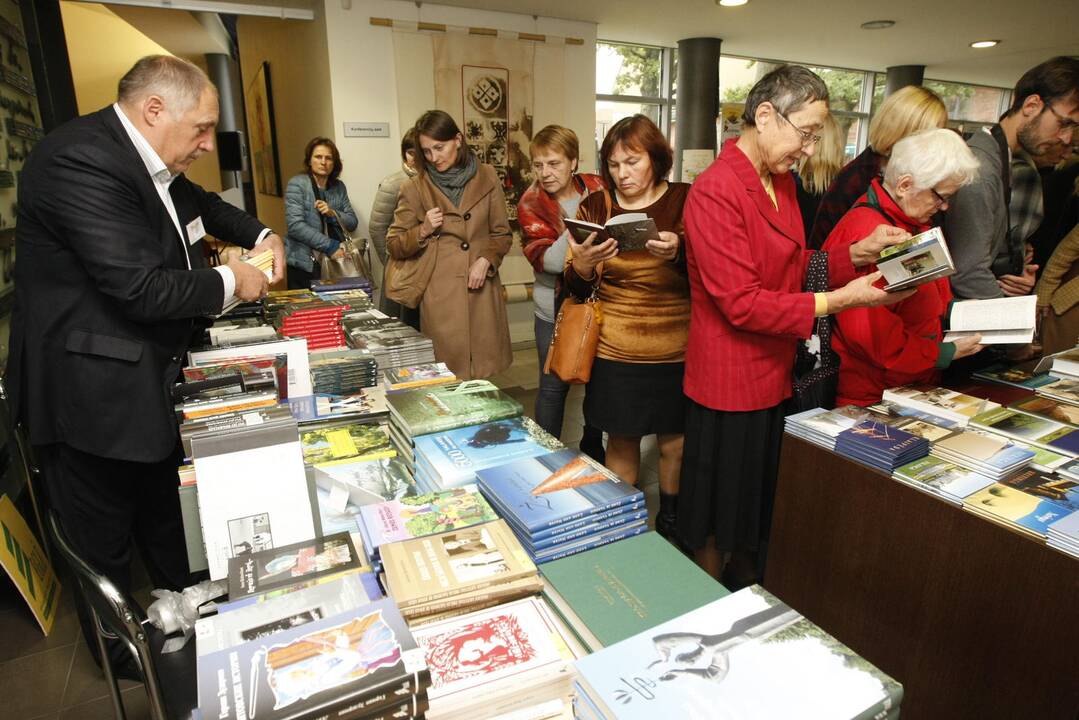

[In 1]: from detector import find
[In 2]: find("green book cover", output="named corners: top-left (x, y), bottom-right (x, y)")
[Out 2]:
top-left (387, 380), bottom-right (523, 437)
top-left (539, 531), bottom-right (728, 648)
top-left (300, 421), bottom-right (395, 466)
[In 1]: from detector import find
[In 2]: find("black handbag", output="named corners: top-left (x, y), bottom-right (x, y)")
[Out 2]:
top-left (790, 251), bottom-right (840, 412)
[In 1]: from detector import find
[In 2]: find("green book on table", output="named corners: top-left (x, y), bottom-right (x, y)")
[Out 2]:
top-left (539, 531), bottom-right (728, 651)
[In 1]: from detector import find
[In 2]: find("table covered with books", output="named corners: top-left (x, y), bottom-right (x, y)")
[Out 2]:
top-left (769, 372), bottom-right (1079, 720)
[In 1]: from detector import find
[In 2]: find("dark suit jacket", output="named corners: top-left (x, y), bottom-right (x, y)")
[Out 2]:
top-left (7, 106), bottom-right (268, 462)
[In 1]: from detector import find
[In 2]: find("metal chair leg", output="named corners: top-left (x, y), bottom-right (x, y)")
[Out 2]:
top-left (92, 607), bottom-right (128, 720)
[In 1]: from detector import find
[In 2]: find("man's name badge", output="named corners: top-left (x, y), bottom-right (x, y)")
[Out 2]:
top-left (186, 216), bottom-right (206, 246)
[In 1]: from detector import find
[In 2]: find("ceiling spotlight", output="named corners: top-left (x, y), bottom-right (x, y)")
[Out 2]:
top-left (717, 0), bottom-right (749, 6)
top-left (970, 40), bottom-right (1000, 48)
top-left (860, 20), bottom-right (896, 30)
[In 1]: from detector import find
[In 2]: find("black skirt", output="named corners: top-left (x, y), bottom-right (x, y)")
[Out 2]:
top-left (583, 358), bottom-right (686, 437)
top-left (677, 398), bottom-right (787, 552)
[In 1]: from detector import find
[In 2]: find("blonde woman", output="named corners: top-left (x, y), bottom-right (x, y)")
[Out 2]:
top-left (808, 85), bottom-right (948, 247)
top-left (795, 114), bottom-right (845, 244)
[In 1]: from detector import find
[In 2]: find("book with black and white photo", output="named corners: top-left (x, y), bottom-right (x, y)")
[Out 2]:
top-left (942, 295), bottom-right (1037, 345)
top-left (876, 227), bottom-right (955, 292)
top-left (564, 213), bottom-right (660, 252)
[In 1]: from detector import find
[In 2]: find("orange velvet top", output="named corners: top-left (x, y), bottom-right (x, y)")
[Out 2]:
top-left (565, 182), bottom-right (691, 363)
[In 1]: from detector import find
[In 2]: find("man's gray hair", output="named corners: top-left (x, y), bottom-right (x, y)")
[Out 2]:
top-left (741, 65), bottom-right (829, 126)
top-left (884, 128), bottom-right (980, 190)
top-left (117, 55), bottom-right (214, 113)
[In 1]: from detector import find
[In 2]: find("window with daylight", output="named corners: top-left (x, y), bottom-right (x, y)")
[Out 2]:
top-left (595, 41), bottom-right (675, 169)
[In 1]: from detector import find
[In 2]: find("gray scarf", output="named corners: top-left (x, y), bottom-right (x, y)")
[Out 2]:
top-left (426, 150), bottom-right (478, 207)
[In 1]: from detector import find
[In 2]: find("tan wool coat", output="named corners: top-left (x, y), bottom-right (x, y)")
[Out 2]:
top-left (386, 163), bottom-right (513, 380)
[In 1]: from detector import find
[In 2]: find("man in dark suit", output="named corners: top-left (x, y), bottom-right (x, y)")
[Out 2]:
top-left (6, 55), bottom-right (286, 666)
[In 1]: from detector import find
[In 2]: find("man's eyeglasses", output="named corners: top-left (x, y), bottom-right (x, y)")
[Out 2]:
top-left (775, 109), bottom-right (822, 146)
top-left (1045, 103), bottom-right (1079, 132)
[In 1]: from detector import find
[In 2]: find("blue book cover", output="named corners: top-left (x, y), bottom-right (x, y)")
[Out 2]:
top-left (475, 448), bottom-right (643, 532)
top-left (836, 421), bottom-right (928, 458)
top-left (413, 417), bottom-right (562, 488)
top-left (1049, 509), bottom-right (1079, 541)
top-left (526, 507), bottom-right (649, 550)
top-left (529, 500), bottom-right (646, 542)
top-left (1000, 469), bottom-right (1079, 513)
top-left (530, 521), bottom-right (648, 564)
top-left (574, 586), bottom-right (901, 719)
top-left (965, 483), bottom-right (1073, 535)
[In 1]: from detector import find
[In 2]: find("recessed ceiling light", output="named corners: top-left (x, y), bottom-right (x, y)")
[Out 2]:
top-left (717, 0), bottom-right (749, 6)
top-left (860, 20), bottom-right (896, 30)
top-left (970, 40), bottom-right (1000, 48)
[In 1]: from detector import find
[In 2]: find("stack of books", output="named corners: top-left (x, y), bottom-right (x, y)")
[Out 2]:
top-left (963, 481), bottom-right (1074, 539)
top-left (1048, 511), bottom-right (1079, 558)
top-left (357, 485), bottom-right (499, 573)
top-left (411, 597), bottom-right (578, 720)
top-left (833, 420), bottom-right (930, 472)
top-left (387, 381), bottom-right (524, 470)
top-left (573, 585), bottom-right (903, 719)
top-left (972, 361), bottom-right (1056, 390)
top-left (1035, 377), bottom-right (1079, 405)
top-left (179, 388), bottom-right (278, 421)
top-left (383, 362), bottom-right (457, 392)
top-left (189, 336), bottom-right (312, 398)
top-left (276, 301), bottom-right (347, 350)
top-left (970, 407), bottom-right (1079, 456)
top-left (540, 532), bottom-right (728, 653)
top-left (299, 420), bottom-right (419, 509)
top-left (182, 354), bottom-right (287, 400)
top-left (892, 456), bottom-right (994, 505)
top-left (311, 275), bottom-right (375, 296)
top-left (412, 417), bottom-right (563, 493)
top-left (930, 430), bottom-right (1036, 480)
top-left (222, 532), bottom-right (373, 602)
top-left (196, 595), bottom-right (430, 720)
top-left (1009, 395), bottom-right (1079, 427)
top-left (782, 406), bottom-right (872, 450)
top-left (345, 312), bottom-right (437, 370)
top-left (882, 385), bottom-right (999, 426)
top-left (309, 348), bottom-right (379, 394)
top-left (380, 519), bottom-right (542, 623)
top-left (1035, 346), bottom-right (1079, 380)
top-left (475, 449), bottom-right (647, 564)
top-left (288, 386), bottom-right (389, 425)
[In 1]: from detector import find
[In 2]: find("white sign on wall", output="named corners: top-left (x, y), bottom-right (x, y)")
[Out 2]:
top-left (343, 122), bottom-right (390, 138)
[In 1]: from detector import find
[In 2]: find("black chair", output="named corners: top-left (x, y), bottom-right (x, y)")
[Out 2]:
top-left (47, 511), bottom-right (170, 720)
top-left (0, 377), bottom-right (49, 560)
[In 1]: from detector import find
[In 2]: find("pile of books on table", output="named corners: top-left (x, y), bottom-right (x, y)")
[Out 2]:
top-left (783, 406), bottom-right (871, 450)
top-left (311, 275), bottom-right (375, 296)
top-left (834, 419), bottom-right (930, 472)
top-left (930, 429), bottom-right (1036, 480)
top-left (476, 448), bottom-right (648, 564)
top-left (970, 406), bottom-right (1079, 456)
top-left (383, 362), bottom-right (457, 392)
top-left (892, 456), bottom-right (994, 505)
top-left (288, 385), bottom-right (389, 426)
top-left (1048, 512), bottom-right (1079, 558)
top-left (380, 519), bottom-right (543, 623)
top-left (300, 419), bottom-right (417, 509)
top-left (962, 479), bottom-right (1075, 540)
top-left (882, 385), bottom-right (999, 426)
top-left (411, 417), bottom-right (563, 493)
top-left (345, 312), bottom-right (437, 370)
top-left (572, 585), bottom-right (903, 719)
top-left (357, 485), bottom-right (499, 573)
top-left (386, 381), bottom-right (524, 471)
top-left (308, 348), bottom-right (379, 394)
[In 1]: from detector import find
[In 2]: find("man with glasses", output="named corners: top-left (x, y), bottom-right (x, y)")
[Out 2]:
top-left (945, 56), bottom-right (1079, 300)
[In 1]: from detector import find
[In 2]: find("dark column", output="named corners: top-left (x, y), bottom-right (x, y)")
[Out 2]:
top-left (885, 65), bottom-right (925, 96)
top-left (20, 0), bottom-right (77, 133)
top-left (205, 53), bottom-right (247, 200)
top-left (674, 37), bottom-right (721, 181)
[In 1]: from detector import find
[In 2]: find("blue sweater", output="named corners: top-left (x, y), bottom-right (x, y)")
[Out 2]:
top-left (284, 174), bottom-right (359, 271)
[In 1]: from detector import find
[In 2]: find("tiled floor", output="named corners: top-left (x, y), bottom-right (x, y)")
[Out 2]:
top-left (0, 343), bottom-right (660, 720)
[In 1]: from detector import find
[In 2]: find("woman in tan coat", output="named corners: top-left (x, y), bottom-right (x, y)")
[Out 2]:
top-left (387, 110), bottom-right (513, 379)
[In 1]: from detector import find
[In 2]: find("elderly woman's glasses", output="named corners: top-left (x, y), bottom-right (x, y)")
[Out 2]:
top-left (929, 187), bottom-right (954, 207)
top-left (775, 109), bottom-right (822, 146)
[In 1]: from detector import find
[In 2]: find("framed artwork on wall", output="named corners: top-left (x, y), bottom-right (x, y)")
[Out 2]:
top-left (245, 61), bottom-right (282, 197)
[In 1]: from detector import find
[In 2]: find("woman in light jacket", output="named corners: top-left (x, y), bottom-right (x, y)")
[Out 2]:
top-left (386, 110), bottom-right (512, 380)
top-left (284, 137), bottom-right (359, 289)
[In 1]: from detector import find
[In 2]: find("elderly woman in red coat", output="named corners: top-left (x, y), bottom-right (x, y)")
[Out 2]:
top-left (823, 128), bottom-right (984, 406)
top-left (679, 65), bottom-right (914, 586)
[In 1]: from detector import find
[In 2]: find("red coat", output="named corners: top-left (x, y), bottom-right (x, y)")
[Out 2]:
top-left (684, 140), bottom-right (857, 411)
top-left (516, 173), bottom-right (606, 272)
top-left (823, 179), bottom-right (952, 406)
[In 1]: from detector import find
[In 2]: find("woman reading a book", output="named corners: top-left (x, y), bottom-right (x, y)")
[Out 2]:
top-left (516, 125), bottom-right (607, 459)
top-left (562, 114), bottom-right (691, 542)
top-left (679, 65), bottom-right (916, 587)
top-left (387, 110), bottom-right (513, 380)
top-left (284, 137), bottom-right (360, 289)
top-left (823, 129), bottom-right (984, 406)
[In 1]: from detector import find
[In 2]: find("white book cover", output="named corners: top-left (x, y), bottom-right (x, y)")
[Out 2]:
top-left (876, 227), bottom-right (955, 292)
top-left (192, 420), bottom-right (316, 580)
top-left (189, 337), bottom-right (312, 397)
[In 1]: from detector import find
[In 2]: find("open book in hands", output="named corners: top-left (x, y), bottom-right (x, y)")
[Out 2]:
top-left (877, 227), bottom-right (955, 292)
top-left (564, 213), bottom-right (660, 252)
top-left (943, 295), bottom-right (1037, 345)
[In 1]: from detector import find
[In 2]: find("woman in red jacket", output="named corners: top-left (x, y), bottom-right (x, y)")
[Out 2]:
top-left (680, 65), bottom-right (914, 586)
top-left (824, 128), bottom-right (984, 406)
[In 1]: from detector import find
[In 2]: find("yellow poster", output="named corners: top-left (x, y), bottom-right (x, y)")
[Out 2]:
top-left (0, 495), bottom-right (60, 635)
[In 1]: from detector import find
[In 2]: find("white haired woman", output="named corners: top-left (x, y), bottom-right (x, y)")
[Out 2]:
top-left (823, 128), bottom-right (984, 406)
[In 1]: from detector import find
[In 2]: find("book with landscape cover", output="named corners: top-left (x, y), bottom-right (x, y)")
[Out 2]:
top-left (972, 361), bottom-right (1056, 390)
top-left (414, 417), bottom-right (563, 489)
top-left (963, 483), bottom-right (1073, 536)
top-left (196, 597), bottom-right (428, 720)
top-left (892, 456), bottom-right (994, 504)
top-left (475, 448), bottom-right (643, 533)
top-left (380, 519), bottom-right (537, 609)
top-left (971, 407), bottom-right (1079, 455)
top-left (882, 385), bottom-right (999, 425)
top-left (312, 456), bottom-right (416, 508)
top-left (540, 532), bottom-right (728, 651)
top-left (876, 226), bottom-right (955, 292)
top-left (299, 421), bottom-right (395, 466)
top-left (387, 380), bottom-right (523, 437)
top-left (1000, 469), bottom-right (1079, 512)
top-left (563, 213), bottom-right (659, 252)
top-left (358, 485), bottom-right (498, 562)
top-left (289, 388), bottom-right (388, 424)
top-left (1010, 395), bottom-right (1079, 427)
top-left (227, 532), bottom-right (364, 599)
top-left (573, 585), bottom-right (903, 720)
top-left (383, 363), bottom-right (457, 391)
